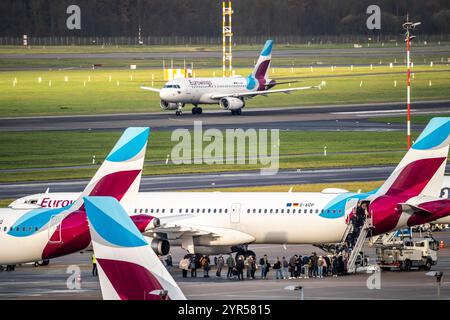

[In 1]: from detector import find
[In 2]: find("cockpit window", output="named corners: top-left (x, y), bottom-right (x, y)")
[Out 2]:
top-left (163, 84), bottom-right (181, 89)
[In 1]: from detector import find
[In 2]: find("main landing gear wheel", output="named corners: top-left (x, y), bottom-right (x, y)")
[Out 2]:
top-left (235, 250), bottom-right (256, 261)
top-left (191, 106), bottom-right (203, 115)
top-left (231, 109), bottom-right (242, 115)
top-left (175, 110), bottom-right (182, 116)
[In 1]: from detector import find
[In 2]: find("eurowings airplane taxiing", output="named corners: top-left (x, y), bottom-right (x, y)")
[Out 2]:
top-left (11, 118), bottom-right (450, 258)
top-left (0, 127), bottom-right (162, 266)
top-left (141, 40), bottom-right (319, 116)
top-left (84, 196), bottom-right (186, 300)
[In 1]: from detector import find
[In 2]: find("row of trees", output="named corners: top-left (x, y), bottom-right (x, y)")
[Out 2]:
top-left (1, 0), bottom-right (450, 37)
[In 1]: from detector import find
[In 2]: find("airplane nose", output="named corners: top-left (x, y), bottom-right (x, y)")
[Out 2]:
top-left (159, 89), bottom-right (167, 100)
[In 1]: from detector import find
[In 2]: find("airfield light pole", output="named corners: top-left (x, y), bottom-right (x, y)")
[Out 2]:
top-left (222, 1), bottom-right (233, 77)
top-left (403, 14), bottom-right (421, 149)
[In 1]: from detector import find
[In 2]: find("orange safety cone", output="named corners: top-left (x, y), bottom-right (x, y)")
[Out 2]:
top-left (439, 240), bottom-right (444, 249)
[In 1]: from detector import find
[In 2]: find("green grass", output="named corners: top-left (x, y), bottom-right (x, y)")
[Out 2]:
top-left (2, 43), bottom-right (448, 55)
top-left (187, 180), bottom-right (384, 193)
top-left (370, 114), bottom-right (450, 125)
top-left (0, 130), bottom-right (418, 183)
top-left (1, 65), bottom-right (449, 117)
top-left (0, 199), bottom-right (13, 208)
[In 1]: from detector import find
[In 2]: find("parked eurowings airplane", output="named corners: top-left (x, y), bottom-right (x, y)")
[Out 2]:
top-left (140, 40), bottom-right (319, 116)
top-left (84, 196), bottom-right (186, 300)
top-left (8, 118), bottom-right (450, 257)
top-left (0, 127), bottom-right (163, 266)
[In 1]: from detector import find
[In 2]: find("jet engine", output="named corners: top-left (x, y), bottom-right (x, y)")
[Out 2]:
top-left (144, 236), bottom-right (170, 256)
top-left (160, 100), bottom-right (178, 110)
top-left (219, 97), bottom-right (244, 110)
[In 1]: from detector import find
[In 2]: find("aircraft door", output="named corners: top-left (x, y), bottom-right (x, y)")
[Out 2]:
top-left (230, 203), bottom-right (241, 224)
top-left (47, 214), bottom-right (63, 243)
top-left (345, 198), bottom-right (359, 222)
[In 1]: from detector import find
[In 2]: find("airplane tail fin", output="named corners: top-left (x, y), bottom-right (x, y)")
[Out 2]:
top-left (72, 127), bottom-right (149, 212)
top-left (376, 118), bottom-right (450, 198)
top-left (84, 196), bottom-right (186, 300)
top-left (251, 40), bottom-right (273, 81)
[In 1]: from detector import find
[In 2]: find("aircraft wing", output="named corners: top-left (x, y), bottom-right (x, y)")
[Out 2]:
top-left (140, 85), bottom-right (161, 93)
top-left (210, 85), bottom-right (320, 100)
top-left (151, 217), bottom-right (255, 244)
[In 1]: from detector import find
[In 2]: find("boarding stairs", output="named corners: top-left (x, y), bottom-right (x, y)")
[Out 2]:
top-left (346, 217), bottom-right (373, 273)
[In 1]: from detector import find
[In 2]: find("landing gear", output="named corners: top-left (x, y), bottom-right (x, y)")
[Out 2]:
top-left (175, 103), bottom-right (184, 116)
top-left (33, 259), bottom-right (50, 267)
top-left (0, 265), bottom-right (4, 272)
top-left (5, 265), bottom-right (15, 272)
top-left (191, 106), bottom-right (203, 115)
top-left (235, 250), bottom-right (256, 262)
top-left (231, 109), bottom-right (242, 115)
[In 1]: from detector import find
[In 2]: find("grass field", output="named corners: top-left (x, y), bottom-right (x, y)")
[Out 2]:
top-left (370, 113), bottom-right (450, 125)
top-left (186, 180), bottom-right (384, 193)
top-left (0, 130), bottom-right (417, 182)
top-left (1, 65), bottom-right (450, 117)
top-left (2, 43), bottom-right (448, 55)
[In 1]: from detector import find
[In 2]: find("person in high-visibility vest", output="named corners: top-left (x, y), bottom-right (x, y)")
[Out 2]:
top-left (92, 254), bottom-right (98, 277)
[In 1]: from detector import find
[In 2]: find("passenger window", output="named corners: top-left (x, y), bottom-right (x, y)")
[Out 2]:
top-left (145, 209), bottom-right (148, 214)
top-left (139, 209), bottom-right (143, 214)
top-left (156, 209), bottom-right (160, 213)
top-left (258, 209), bottom-right (262, 213)
top-left (247, 209), bottom-right (250, 213)
top-left (202, 209), bottom-right (206, 213)
top-left (269, 209), bottom-right (273, 214)
top-left (191, 209), bottom-right (194, 213)
top-left (151, 209), bottom-right (154, 213)
top-left (275, 209), bottom-right (279, 213)
top-left (219, 209), bottom-right (222, 213)
top-left (281, 209), bottom-right (284, 213)
top-left (208, 209), bottom-right (211, 213)
top-left (225, 209), bottom-right (228, 213)
top-left (179, 209), bottom-right (182, 213)
top-left (287, 209), bottom-right (290, 213)
top-left (214, 209), bottom-right (217, 213)
top-left (134, 209), bottom-right (137, 213)
top-left (170, 209), bottom-right (174, 213)
top-left (22, 227), bottom-right (26, 232)
top-left (315, 209), bottom-right (319, 214)
top-left (35, 226), bottom-right (38, 231)
top-left (197, 209), bottom-right (200, 213)
top-left (264, 209), bottom-right (267, 214)
top-left (310, 209), bottom-right (313, 214)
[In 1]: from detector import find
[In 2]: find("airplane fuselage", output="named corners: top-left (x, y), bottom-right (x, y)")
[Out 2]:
top-left (160, 76), bottom-right (268, 105)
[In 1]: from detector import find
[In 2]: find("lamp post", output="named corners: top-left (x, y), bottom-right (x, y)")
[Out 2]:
top-left (402, 14), bottom-right (421, 149)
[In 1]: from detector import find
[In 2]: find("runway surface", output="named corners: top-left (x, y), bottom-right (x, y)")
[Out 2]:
top-left (2, 164), bottom-right (450, 200)
top-left (1, 100), bottom-right (449, 132)
top-left (1, 231), bottom-right (449, 300)
top-left (2, 45), bottom-right (449, 60)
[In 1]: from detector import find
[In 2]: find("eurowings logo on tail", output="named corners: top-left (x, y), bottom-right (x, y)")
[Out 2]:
top-left (247, 39), bottom-right (273, 91)
top-left (370, 117), bottom-right (450, 234)
top-left (84, 196), bottom-right (186, 300)
top-left (376, 117), bottom-right (450, 198)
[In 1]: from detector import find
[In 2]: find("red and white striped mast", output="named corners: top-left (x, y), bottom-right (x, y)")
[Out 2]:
top-left (403, 14), bottom-right (420, 149)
